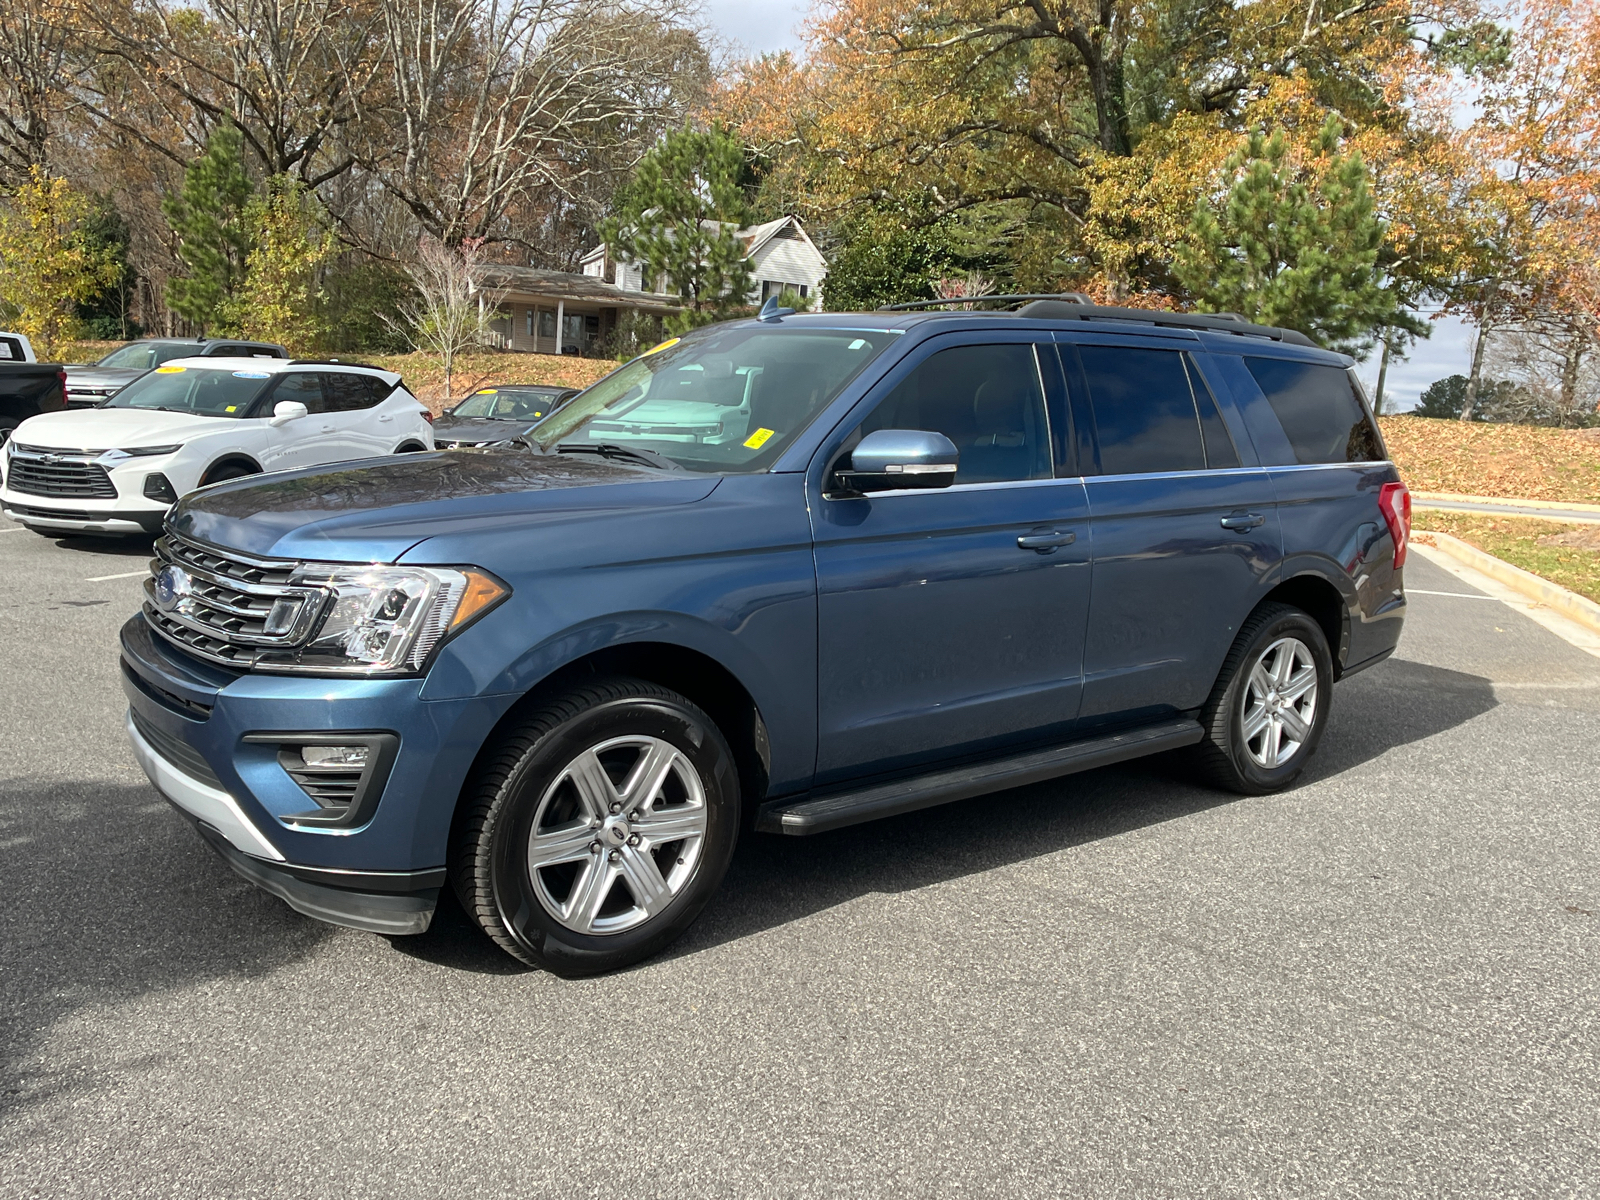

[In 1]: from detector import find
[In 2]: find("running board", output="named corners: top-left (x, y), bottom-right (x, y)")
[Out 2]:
top-left (757, 718), bottom-right (1204, 836)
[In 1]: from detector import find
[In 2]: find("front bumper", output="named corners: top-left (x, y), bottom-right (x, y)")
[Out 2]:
top-left (1, 498), bottom-right (165, 534)
top-left (120, 615), bottom-right (516, 935)
top-left (1, 446), bottom-right (180, 534)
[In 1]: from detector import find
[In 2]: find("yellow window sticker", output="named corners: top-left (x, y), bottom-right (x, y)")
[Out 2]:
top-left (641, 337), bottom-right (680, 358)
top-left (743, 427), bottom-right (775, 449)
top-left (225, 405), bottom-right (237, 412)
top-left (155, 365), bottom-right (186, 374)
top-left (476, 388), bottom-right (497, 394)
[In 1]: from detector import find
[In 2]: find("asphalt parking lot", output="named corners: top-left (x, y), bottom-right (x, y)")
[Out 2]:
top-left (2, 515), bottom-right (1598, 1198)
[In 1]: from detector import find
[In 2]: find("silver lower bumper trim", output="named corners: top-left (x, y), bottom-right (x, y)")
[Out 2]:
top-left (124, 709), bottom-right (285, 861)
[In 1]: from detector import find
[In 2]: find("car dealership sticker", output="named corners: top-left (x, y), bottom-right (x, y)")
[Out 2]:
top-left (155, 365), bottom-right (186, 373)
top-left (642, 337), bottom-right (680, 357)
top-left (232, 371), bottom-right (270, 379)
top-left (743, 427), bottom-right (775, 449)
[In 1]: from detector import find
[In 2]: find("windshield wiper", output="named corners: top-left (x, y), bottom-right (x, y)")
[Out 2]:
top-left (550, 441), bottom-right (683, 471)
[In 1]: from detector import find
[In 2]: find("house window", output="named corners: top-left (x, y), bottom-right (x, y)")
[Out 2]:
top-left (525, 309), bottom-right (534, 338)
top-left (537, 309), bottom-right (556, 339)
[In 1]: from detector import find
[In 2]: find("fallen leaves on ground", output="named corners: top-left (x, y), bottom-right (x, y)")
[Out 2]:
top-left (1380, 415), bottom-right (1600, 504)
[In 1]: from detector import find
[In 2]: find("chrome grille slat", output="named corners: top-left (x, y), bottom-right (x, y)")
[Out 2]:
top-left (143, 534), bottom-right (323, 664)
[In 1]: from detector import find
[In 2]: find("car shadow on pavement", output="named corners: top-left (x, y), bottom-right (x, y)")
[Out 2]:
top-left (0, 778), bottom-right (331, 1120)
top-left (671, 656), bottom-right (1499, 962)
top-left (44, 533), bottom-right (158, 556)
top-left (395, 656), bottom-right (1498, 973)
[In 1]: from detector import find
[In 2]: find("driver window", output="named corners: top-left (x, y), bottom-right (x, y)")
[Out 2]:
top-left (268, 372), bottom-right (326, 414)
top-left (861, 343), bottom-right (1052, 484)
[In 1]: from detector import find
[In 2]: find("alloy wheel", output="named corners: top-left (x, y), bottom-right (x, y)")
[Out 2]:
top-left (1240, 636), bottom-right (1318, 769)
top-left (526, 735), bottom-right (707, 935)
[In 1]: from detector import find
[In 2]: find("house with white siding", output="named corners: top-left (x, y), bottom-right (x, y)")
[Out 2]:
top-left (477, 216), bottom-right (827, 357)
top-left (579, 215), bottom-right (828, 308)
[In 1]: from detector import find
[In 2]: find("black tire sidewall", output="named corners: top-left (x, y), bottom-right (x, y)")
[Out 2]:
top-left (1218, 610), bottom-right (1333, 791)
top-left (487, 694), bottom-right (739, 975)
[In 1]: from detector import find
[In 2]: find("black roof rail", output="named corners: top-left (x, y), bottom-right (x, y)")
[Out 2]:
top-left (879, 292), bottom-right (1095, 311)
top-left (877, 292), bottom-right (1318, 347)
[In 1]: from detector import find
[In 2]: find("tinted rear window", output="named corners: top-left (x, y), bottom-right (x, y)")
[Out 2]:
top-left (1245, 358), bottom-right (1383, 464)
top-left (1079, 346), bottom-right (1205, 475)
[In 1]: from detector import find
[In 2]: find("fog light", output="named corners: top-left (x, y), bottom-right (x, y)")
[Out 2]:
top-left (143, 473), bottom-right (178, 503)
top-left (301, 745), bottom-right (370, 768)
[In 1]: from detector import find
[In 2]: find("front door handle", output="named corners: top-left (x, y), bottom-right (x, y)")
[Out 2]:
top-left (1017, 529), bottom-right (1077, 553)
top-left (1220, 511), bottom-right (1265, 531)
top-left (319, 424), bottom-right (335, 434)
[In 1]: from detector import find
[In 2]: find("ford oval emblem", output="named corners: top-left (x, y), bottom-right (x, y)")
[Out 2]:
top-left (153, 565), bottom-right (192, 612)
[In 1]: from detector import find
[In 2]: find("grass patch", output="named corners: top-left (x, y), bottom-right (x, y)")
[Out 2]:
top-left (1379, 415), bottom-right (1600, 505)
top-left (1412, 511), bottom-right (1600, 604)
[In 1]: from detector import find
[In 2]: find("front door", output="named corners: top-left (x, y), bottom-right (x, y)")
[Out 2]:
top-left (812, 337), bottom-right (1092, 784)
top-left (1062, 339), bottom-right (1284, 730)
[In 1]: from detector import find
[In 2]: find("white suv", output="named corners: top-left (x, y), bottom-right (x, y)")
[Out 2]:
top-left (0, 358), bottom-right (433, 537)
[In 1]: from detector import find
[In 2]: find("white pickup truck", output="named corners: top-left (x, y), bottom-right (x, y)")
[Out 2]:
top-left (1, 357), bottom-right (434, 536)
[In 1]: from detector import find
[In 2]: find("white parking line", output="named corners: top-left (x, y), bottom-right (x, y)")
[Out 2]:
top-left (85, 570), bottom-right (148, 582)
top-left (1411, 543), bottom-right (1600, 660)
top-left (0, 527), bottom-right (23, 534)
top-left (1407, 588), bottom-right (1499, 600)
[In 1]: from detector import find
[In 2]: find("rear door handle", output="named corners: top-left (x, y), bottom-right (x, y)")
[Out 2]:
top-left (377, 413), bottom-right (393, 423)
top-left (1220, 512), bottom-right (1265, 531)
top-left (1017, 529), bottom-right (1077, 553)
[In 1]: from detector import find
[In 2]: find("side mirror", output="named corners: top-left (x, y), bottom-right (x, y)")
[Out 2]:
top-left (269, 400), bottom-right (308, 427)
top-left (834, 429), bottom-right (959, 494)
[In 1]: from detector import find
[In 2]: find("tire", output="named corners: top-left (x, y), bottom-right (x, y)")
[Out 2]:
top-left (1194, 602), bottom-right (1333, 795)
top-left (202, 462), bottom-right (256, 486)
top-left (452, 676), bottom-right (740, 976)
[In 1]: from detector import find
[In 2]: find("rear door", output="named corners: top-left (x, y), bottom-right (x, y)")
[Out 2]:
top-left (1061, 335), bottom-right (1284, 730)
top-left (261, 371), bottom-right (361, 468)
top-left (812, 334), bottom-right (1092, 783)
top-left (322, 371), bottom-right (398, 457)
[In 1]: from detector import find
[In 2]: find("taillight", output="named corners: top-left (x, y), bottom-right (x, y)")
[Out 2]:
top-left (420, 410), bottom-right (434, 424)
top-left (1378, 481), bottom-right (1411, 569)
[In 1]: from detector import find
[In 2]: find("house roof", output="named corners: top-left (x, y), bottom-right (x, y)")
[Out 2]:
top-left (578, 215), bottom-right (822, 267)
top-left (483, 265), bottom-right (681, 310)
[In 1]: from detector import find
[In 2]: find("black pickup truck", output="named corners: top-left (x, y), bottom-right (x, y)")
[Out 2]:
top-left (0, 361), bottom-right (68, 446)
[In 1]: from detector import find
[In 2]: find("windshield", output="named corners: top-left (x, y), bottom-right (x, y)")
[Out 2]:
top-left (104, 365), bottom-right (273, 417)
top-left (96, 342), bottom-right (196, 370)
top-left (452, 388), bottom-right (568, 419)
top-left (532, 325), bottom-right (900, 472)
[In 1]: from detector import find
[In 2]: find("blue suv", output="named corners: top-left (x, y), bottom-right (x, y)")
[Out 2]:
top-left (120, 298), bottom-right (1411, 974)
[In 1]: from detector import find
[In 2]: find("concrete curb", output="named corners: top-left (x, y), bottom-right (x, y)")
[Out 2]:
top-left (1412, 531), bottom-right (1600, 635)
top-left (1413, 490), bottom-right (1600, 516)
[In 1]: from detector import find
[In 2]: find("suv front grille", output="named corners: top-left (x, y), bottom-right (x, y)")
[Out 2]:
top-left (6, 454), bottom-right (117, 498)
top-left (143, 534), bottom-right (323, 668)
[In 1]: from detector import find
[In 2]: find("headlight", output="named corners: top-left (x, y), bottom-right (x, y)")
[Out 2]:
top-left (256, 564), bottom-right (509, 675)
top-left (120, 444), bottom-right (183, 456)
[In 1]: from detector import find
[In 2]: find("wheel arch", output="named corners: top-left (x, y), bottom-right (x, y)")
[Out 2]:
top-left (394, 440), bottom-right (428, 453)
top-left (451, 640), bottom-right (773, 835)
top-left (200, 453), bottom-right (263, 485)
top-left (1254, 572), bottom-right (1349, 676)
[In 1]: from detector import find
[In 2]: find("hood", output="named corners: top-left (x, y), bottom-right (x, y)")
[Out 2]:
top-left (13, 407), bottom-right (239, 451)
top-left (169, 448), bottom-right (722, 561)
top-left (431, 415), bottom-right (538, 445)
top-left (64, 365), bottom-right (147, 389)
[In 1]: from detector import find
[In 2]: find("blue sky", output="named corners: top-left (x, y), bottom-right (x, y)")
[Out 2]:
top-left (700, 0), bottom-right (1477, 409)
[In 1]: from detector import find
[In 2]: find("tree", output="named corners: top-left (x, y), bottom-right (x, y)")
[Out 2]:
top-left (820, 206), bottom-right (984, 311)
top-left (602, 126), bottom-right (753, 331)
top-left (163, 120), bottom-right (255, 332)
top-left (0, 0), bottom-right (76, 187)
top-left (0, 168), bottom-right (122, 355)
top-left (388, 236), bottom-right (503, 400)
top-left (75, 196), bottom-right (138, 339)
top-left (355, 0), bottom-right (708, 246)
top-left (1174, 119), bottom-right (1423, 353)
top-left (1415, 374), bottom-right (1470, 418)
top-left (235, 179), bottom-right (336, 352)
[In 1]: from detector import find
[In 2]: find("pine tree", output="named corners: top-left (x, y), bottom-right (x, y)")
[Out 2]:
top-left (602, 127), bottom-right (754, 332)
top-left (163, 120), bottom-right (254, 333)
top-left (1175, 118), bottom-right (1423, 354)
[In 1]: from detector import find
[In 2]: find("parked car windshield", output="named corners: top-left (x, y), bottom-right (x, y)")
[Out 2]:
top-left (452, 387), bottom-right (569, 419)
top-left (532, 325), bottom-right (900, 472)
top-left (95, 342), bottom-right (198, 370)
top-left (103, 365), bottom-right (272, 417)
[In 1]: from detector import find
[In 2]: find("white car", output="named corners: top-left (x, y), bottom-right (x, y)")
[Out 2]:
top-left (0, 358), bottom-right (433, 537)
